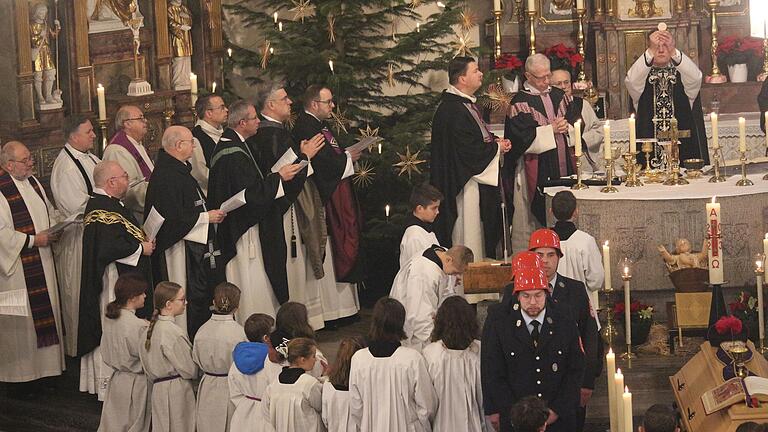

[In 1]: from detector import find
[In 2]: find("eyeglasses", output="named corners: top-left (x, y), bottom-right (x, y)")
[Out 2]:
top-left (528, 72), bottom-right (552, 81)
top-left (207, 105), bottom-right (228, 111)
top-left (124, 116), bottom-right (147, 122)
top-left (314, 99), bottom-right (334, 105)
top-left (10, 156), bottom-right (34, 164)
top-left (177, 139), bottom-right (194, 146)
top-left (108, 173), bottom-right (129, 181)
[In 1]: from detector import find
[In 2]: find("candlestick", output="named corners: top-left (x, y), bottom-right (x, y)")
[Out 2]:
top-left (756, 254), bottom-right (766, 353)
top-left (705, 0), bottom-right (728, 83)
top-left (493, 9), bottom-right (502, 61)
top-left (615, 369), bottom-right (625, 432)
top-left (735, 149), bottom-right (753, 186)
top-left (707, 197), bottom-right (724, 285)
top-left (601, 157), bottom-right (618, 193)
top-left (603, 121), bottom-right (612, 159)
top-left (97, 118), bottom-right (108, 159)
top-left (622, 152), bottom-right (643, 187)
top-left (628, 115), bottom-right (636, 154)
top-left (709, 146), bottom-right (727, 183)
top-left (623, 386), bottom-right (633, 432)
top-left (528, 10), bottom-right (537, 56)
top-left (621, 260), bottom-right (635, 367)
top-left (574, 7), bottom-right (588, 86)
top-left (606, 350), bottom-right (618, 432)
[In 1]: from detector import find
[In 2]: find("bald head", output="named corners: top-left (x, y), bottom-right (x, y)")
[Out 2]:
top-left (161, 126), bottom-right (195, 162)
top-left (94, 160), bottom-right (124, 188)
top-left (1, 141), bottom-right (34, 180)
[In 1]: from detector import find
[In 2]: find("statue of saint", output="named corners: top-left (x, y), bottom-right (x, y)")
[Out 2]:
top-left (30, 3), bottom-right (62, 108)
top-left (657, 239), bottom-right (708, 272)
top-left (168, 0), bottom-right (193, 90)
top-left (90, 0), bottom-right (136, 25)
top-left (549, 0), bottom-right (575, 16)
top-left (628, 0), bottom-right (663, 18)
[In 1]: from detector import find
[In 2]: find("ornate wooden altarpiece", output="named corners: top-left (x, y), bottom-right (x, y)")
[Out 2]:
top-left (0, 0), bottom-right (225, 182)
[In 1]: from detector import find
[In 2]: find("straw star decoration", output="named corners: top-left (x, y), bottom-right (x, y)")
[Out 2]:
top-left (353, 161), bottom-right (376, 188)
top-left (327, 13), bottom-right (336, 43)
top-left (358, 124), bottom-right (381, 151)
top-left (451, 32), bottom-right (476, 57)
top-left (290, 0), bottom-right (313, 23)
top-left (330, 108), bottom-right (349, 134)
top-left (479, 83), bottom-right (513, 113)
top-left (409, 0), bottom-right (422, 10)
top-left (285, 112), bottom-right (298, 130)
top-left (260, 40), bottom-right (271, 69)
top-left (459, 8), bottom-right (479, 31)
top-left (393, 146), bottom-right (426, 179)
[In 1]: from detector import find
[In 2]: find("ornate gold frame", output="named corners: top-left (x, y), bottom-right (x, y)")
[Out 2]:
top-left (536, 0), bottom-right (578, 24)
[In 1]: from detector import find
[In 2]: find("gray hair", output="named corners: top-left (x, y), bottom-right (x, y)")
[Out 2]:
top-left (114, 105), bottom-right (141, 131)
top-left (227, 100), bottom-right (255, 129)
top-left (448, 245), bottom-right (474, 268)
top-left (0, 141), bottom-right (23, 167)
top-left (525, 54), bottom-right (551, 73)
top-left (93, 160), bottom-right (122, 188)
top-left (161, 126), bottom-right (190, 151)
top-left (255, 82), bottom-right (285, 112)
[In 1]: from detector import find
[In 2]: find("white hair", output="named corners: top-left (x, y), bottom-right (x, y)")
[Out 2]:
top-left (525, 54), bottom-right (551, 73)
top-left (161, 126), bottom-right (190, 151)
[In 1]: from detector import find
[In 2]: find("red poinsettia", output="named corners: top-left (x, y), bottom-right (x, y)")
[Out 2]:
top-left (543, 43), bottom-right (583, 69)
top-left (716, 35), bottom-right (763, 65)
top-left (715, 315), bottom-right (743, 336)
top-left (495, 53), bottom-right (523, 71)
top-left (613, 301), bottom-right (653, 321)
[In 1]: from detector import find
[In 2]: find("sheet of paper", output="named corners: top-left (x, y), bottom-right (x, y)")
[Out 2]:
top-left (143, 206), bottom-right (165, 240)
top-left (525, 124), bottom-right (557, 155)
top-left (346, 136), bottom-right (383, 154)
top-left (0, 289), bottom-right (29, 316)
top-left (129, 178), bottom-right (146, 189)
top-left (48, 213), bottom-right (83, 235)
top-left (296, 159), bottom-right (310, 170)
top-left (271, 148), bottom-right (298, 173)
top-left (220, 189), bottom-right (247, 213)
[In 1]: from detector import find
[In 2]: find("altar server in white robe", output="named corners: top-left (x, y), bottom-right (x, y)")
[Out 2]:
top-left (399, 183), bottom-right (443, 268)
top-left (389, 244), bottom-right (474, 352)
top-left (0, 141), bottom-right (64, 385)
top-left (229, 313), bottom-right (284, 432)
top-left (423, 296), bottom-right (487, 432)
top-left (51, 115), bottom-right (100, 356)
top-left (322, 336), bottom-right (366, 432)
top-left (273, 301), bottom-right (329, 378)
top-left (349, 297), bottom-right (437, 432)
top-left (98, 274), bottom-right (151, 432)
top-left (140, 282), bottom-right (198, 432)
top-left (193, 283), bottom-right (246, 432)
top-left (262, 337), bottom-right (324, 432)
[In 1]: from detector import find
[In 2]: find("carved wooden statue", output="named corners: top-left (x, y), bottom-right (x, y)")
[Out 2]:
top-left (168, 0), bottom-right (193, 90)
top-left (30, 3), bottom-right (62, 109)
top-left (658, 239), bottom-right (708, 272)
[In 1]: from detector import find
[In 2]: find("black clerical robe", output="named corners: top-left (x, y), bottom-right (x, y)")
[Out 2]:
top-left (144, 150), bottom-right (224, 339)
top-left (192, 124), bottom-right (218, 166)
top-left (207, 128), bottom-right (285, 299)
top-left (504, 86), bottom-right (579, 227)
top-left (430, 90), bottom-right (501, 258)
top-left (292, 111), bottom-right (363, 283)
top-left (759, 79), bottom-right (768, 134)
top-left (77, 193), bottom-right (151, 356)
top-left (246, 116), bottom-right (308, 301)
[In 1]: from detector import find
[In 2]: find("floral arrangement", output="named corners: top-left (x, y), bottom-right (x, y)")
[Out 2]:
top-left (542, 44), bottom-right (584, 76)
top-left (613, 301), bottom-right (654, 322)
top-left (494, 53), bottom-right (524, 80)
top-left (729, 291), bottom-right (760, 324)
top-left (716, 36), bottom-right (763, 66)
top-left (715, 315), bottom-right (743, 336)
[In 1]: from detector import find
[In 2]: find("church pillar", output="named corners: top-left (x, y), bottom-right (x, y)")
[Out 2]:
top-left (13, 0), bottom-right (36, 126)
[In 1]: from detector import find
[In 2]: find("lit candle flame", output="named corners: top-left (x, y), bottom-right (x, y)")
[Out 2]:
top-left (273, 12), bottom-right (278, 23)
top-left (625, 386), bottom-right (629, 393)
top-left (604, 240), bottom-right (609, 247)
top-left (416, 22), bottom-right (420, 32)
top-left (212, 81), bottom-right (217, 93)
top-left (328, 60), bottom-right (334, 74)
top-left (385, 204), bottom-right (390, 217)
top-left (227, 48), bottom-right (232, 57)
top-left (711, 196), bottom-right (717, 204)
top-left (278, 21), bottom-right (283, 31)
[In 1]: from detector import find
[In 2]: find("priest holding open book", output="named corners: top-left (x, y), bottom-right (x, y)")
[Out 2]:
top-left (504, 53), bottom-right (581, 252)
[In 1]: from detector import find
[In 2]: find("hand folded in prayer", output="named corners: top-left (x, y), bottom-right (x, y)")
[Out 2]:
top-left (278, 163), bottom-right (303, 181)
top-left (300, 133), bottom-right (325, 159)
top-left (553, 117), bottom-right (569, 134)
top-left (208, 209), bottom-right (226, 224)
top-left (496, 138), bottom-right (512, 153)
top-left (34, 229), bottom-right (59, 247)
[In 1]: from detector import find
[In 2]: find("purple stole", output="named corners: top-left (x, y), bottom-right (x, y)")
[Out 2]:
top-left (109, 131), bottom-right (153, 180)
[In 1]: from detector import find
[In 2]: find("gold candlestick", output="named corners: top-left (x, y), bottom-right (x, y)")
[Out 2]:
top-left (493, 9), bottom-right (503, 62)
top-left (601, 158), bottom-right (618, 193)
top-left (97, 118), bottom-right (109, 158)
top-left (758, 34), bottom-right (768, 82)
top-left (709, 147), bottom-right (727, 182)
top-left (528, 10), bottom-right (537, 56)
top-left (572, 156), bottom-right (589, 190)
top-left (575, 7), bottom-right (588, 85)
top-left (623, 152), bottom-right (643, 187)
top-left (735, 150), bottom-right (754, 186)
top-left (705, 0), bottom-right (727, 84)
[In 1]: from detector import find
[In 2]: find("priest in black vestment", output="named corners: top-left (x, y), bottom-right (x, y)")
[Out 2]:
top-left (504, 54), bottom-right (580, 252)
top-left (144, 126), bottom-right (227, 339)
top-left (207, 100), bottom-right (303, 323)
top-left (625, 29), bottom-right (708, 164)
top-left (189, 94), bottom-right (228, 195)
top-left (430, 56), bottom-right (511, 264)
top-left (246, 85), bottom-right (324, 323)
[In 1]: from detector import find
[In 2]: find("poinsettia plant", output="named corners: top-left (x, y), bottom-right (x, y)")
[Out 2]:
top-left (729, 291), bottom-right (760, 324)
top-left (716, 36), bottom-right (763, 66)
top-left (613, 301), bottom-right (654, 322)
top-left (715, 315), bottom-right (743, 336)
top-left (543, 43), bottom-right (584, 76)
top-left (494, 53), bottom-right (524, 80)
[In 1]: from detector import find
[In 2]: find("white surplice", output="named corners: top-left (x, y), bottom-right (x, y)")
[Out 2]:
top-left (312, 238), bottom-right (359, 322)
top-left (261, 373), bottom-right (324, 432)
top-left (321, 381), bottom-right (353, 432)
top-left (557, 228), bottom-right (605, 310)
top-left (349, 346), bottom-right (437, 432)
top-left (625, 49), bottom-right (702, 112)
top-left (190, 119), bottom-right (223, 196)
top-left (422, 340), bottom-right (487, 432)
top-left (399, 225), bottom-right (439, 268)
top-left (0, 176), bottom-right (65, 382)
top-left (102, 136), bottom-right (154, 222)
top-left (51, 143), bottom-right (100, 356)
top-left (228, 354), bottom-right (283, 432)
top-left (193, 314), bottom-right (246, 432)
top-left (98, 309), bottom-right (151, 432)
top-left (228, 225), bottom-right (282, 325)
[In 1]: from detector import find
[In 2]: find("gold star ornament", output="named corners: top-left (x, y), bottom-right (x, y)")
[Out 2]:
top-left (459, 8), bottom-right (479, 31)
top-left (479, 83), bottom-right (513, 113)
top-left (358, 124), bottom-right (381, 152)
top-left (451, 32), bottom-right (476, 57)
top-left (290, 0), bottom-right (313, 23)
top-left (330, 108), bottom-right (349, 134)
top-left (393, 146), bottom-right (426, 179)
top-left (353, 161), bottom-right (376, 188)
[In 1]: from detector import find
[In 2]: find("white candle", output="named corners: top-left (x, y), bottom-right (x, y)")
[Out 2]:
top-left (615, 369), bottom-right (625, 432)
top-left (494, 0), bottom-right (501, 10)
top-left (739, 117), bottom-right (746, 153)
top-left (416, 22), bottom-right (420, 32)
top-left (623, 269), bottom-right (631, 345)
top-left (96, 84), bottom-right (107, 121)
top-left (278, 21), bottom-right (283, 32)
top-left (711, 112), bottom-right (719, 149)
top-left (764, 234), bottom-right (768, 282)
top-left (329, 60), bottom-right (334, 74)
top-left (273, 11), bottom-right (278, 23)
top-left (707, 198), bottom-right (724, 285)
top-left (628, 115), bottom-right (636, 154)
top-left (270, 47), bottom-right (274, 54)
top-left (758, 260), bottom-right (765, 342)
top-left (211, 81), bottom-right (217, 93)
top-left (607, 350), bottom-right (618, 432)
top-left (385, 204), bottom-right (390, 218)
top-left (764, 112), bottom-right (768, 149)
top-left (227, 47), bottom-right (233, 57)
top-left (623, 386), bottom-right (633, 432)
top-left (190, 73), bottom-right (198, 94)
top-left (574, 120), bottom-right (582, 157)
top-left (528, 0), bottom-right (536, 11)
top-left (604, 121), bottom-right (612, 159)
top-left (378, 142), bottom-right (382, 154)
top-left (576, 0), bottom-right (584, 9)
top-left (603, 241), bottom-right (611, 292)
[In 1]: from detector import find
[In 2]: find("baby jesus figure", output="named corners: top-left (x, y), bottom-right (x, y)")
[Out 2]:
top-left (657, 238), bottom-right (708, 272)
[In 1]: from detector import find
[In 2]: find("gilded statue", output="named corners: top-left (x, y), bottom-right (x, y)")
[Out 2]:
top-left (169, 0), bottom-right (193, 90)
top-left (628, 0), bottom-right (663, 18)
top-left (30, 3), bottom-right (62, 107)
top-left (90, 0), bottom-right (136, 25)
top-left (657, 239), bottom-right (708, 272)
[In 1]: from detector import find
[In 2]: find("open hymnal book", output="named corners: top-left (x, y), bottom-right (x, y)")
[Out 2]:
top-left (48, 213), bottom-right (83, 235)
top-left (702, 376), bottom-right (768, 414)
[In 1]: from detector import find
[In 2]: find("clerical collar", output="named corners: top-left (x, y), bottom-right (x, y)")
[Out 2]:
top-left (522, 308), bottom-right (546, 327)
top-left (553, 220), bottom-right (577, 241)
top-left (126, 134), bottom-right (143, 148)
top-left (404, 214), bottom-right (433, 233)
top-left (65, 142), bottom-right (94, 158)
top-left (446, 85), bottom-right (477, 103)
top-left (196, 119), bottom-right (224, 140)
top-left (523, 81), bottom-right (551, 96)
top-left (422, 245), bottom-right (447, 270)
top-left (233, 130), bottom-right (247, 143)
top-left (304, 110), bottom-right (322, 122)
top-left (262, 113), bottom-right (282, 124)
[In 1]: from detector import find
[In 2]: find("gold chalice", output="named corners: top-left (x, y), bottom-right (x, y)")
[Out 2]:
top-left (722, 341), bottom-right (750, 378)
top-left (683, 158), bottom-right (705, 179)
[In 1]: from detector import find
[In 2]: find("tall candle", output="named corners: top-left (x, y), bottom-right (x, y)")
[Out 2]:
top-left (707, 198), bottom-right (724, 285)
top-left (757, 260), bottom-right (765, 343)
top-left (576, 0), bottom-right (584, 9)
top-left (764, 234), bottom-right (768, 282)
top-left (623, 386), bottom-right (633, 432)
top-left (711, 112), bottom-right (719, 149)
top-left (227, 47), bottom-right (233, 57)
top-left (190, 73), bottom-right (198, 94)
top-left (738, 117), bottom-right (746, 153)
top-left (623, 267), bottom-right (631, 345)
top-left (96, 84), bottom-right (106, 121)
top-left (604, 120), bottom-right (612, 159)
top-left (528, 0), bottom-right (536, 11)
top-left (575, 120), bottom-right (582, 157)
top-left (212, 82), bottom-right (217, 93)
top-left (607, 350), bottom-right (618, 432)
top-left (615, 369), bottom-right (625, 432)
top-left (494, 0), bottom-right (501, 10)
top-left (603, 241), bottom-right (612, 291)
top-left (628, 115), bottom-right (636, 154)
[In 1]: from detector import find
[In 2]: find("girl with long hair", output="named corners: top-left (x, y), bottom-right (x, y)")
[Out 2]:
top-left (139, 281), bottom-right (198, 432)
top-left (193, 282), bottom-right (246, 432)
top-left (274, 302), bottom-right (328, 377)
top-left (322, 336), bottom-right (366, 432)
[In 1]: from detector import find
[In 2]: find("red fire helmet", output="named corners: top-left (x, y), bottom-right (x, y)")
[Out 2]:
top-left (528, 228), bottom-right (563, 257)
top-left (512, 267), bottom-right (549, 293)
top-left (511, 251), bottom-right (542, 278)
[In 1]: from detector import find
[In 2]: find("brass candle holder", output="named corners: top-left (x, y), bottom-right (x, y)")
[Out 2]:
top-left (574, 7), bottom-right (589, 86)
top-left (662, 141), bottom-right (689, 186)
top-left (493, 9), bottom-right (503, 62)
top-left (640, 140), bottom-right (654, 175)
top-left (705, 0), bottom-right (727, 84)
top-left (571, 155), bottom-right (589, 190)
top-left (709, 147), bottom-right (727, 182)
top-left (735, 150), bottom-right (754, 186)
top-left (528, 10), bottom-right (537, 56)
top-left (600, 157), bottom-right (618, 193)
top-left (758, 33), bottom-right (768, 82)
top-left (622, 152), bottom-right (643, 187)
top-left (97, 118), bottom-right (109, 158)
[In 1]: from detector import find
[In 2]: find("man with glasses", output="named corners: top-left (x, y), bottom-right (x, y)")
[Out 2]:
top-left (550, 69), bottom-right (602, 173)
top-left (504, 54), bottom-right (581, 252)
top-left (144, 126), bottom-right (227, 339)
top-left (247, 84), bottom-right (326, 328)
top-left (78, 160), bottom-right (155, 400)
top-left (292, 85), bottom-right (363, 326)
top-left (208, 100), bottom-right (304, 324)
top-left (103, 105), bottom-right (153, 222)
top-left (0, 141), bottom-right (64, 396)
top-left (191, 94), bottom-right (228, 194)
top-left (50, 115), bottom-right (100, 357)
